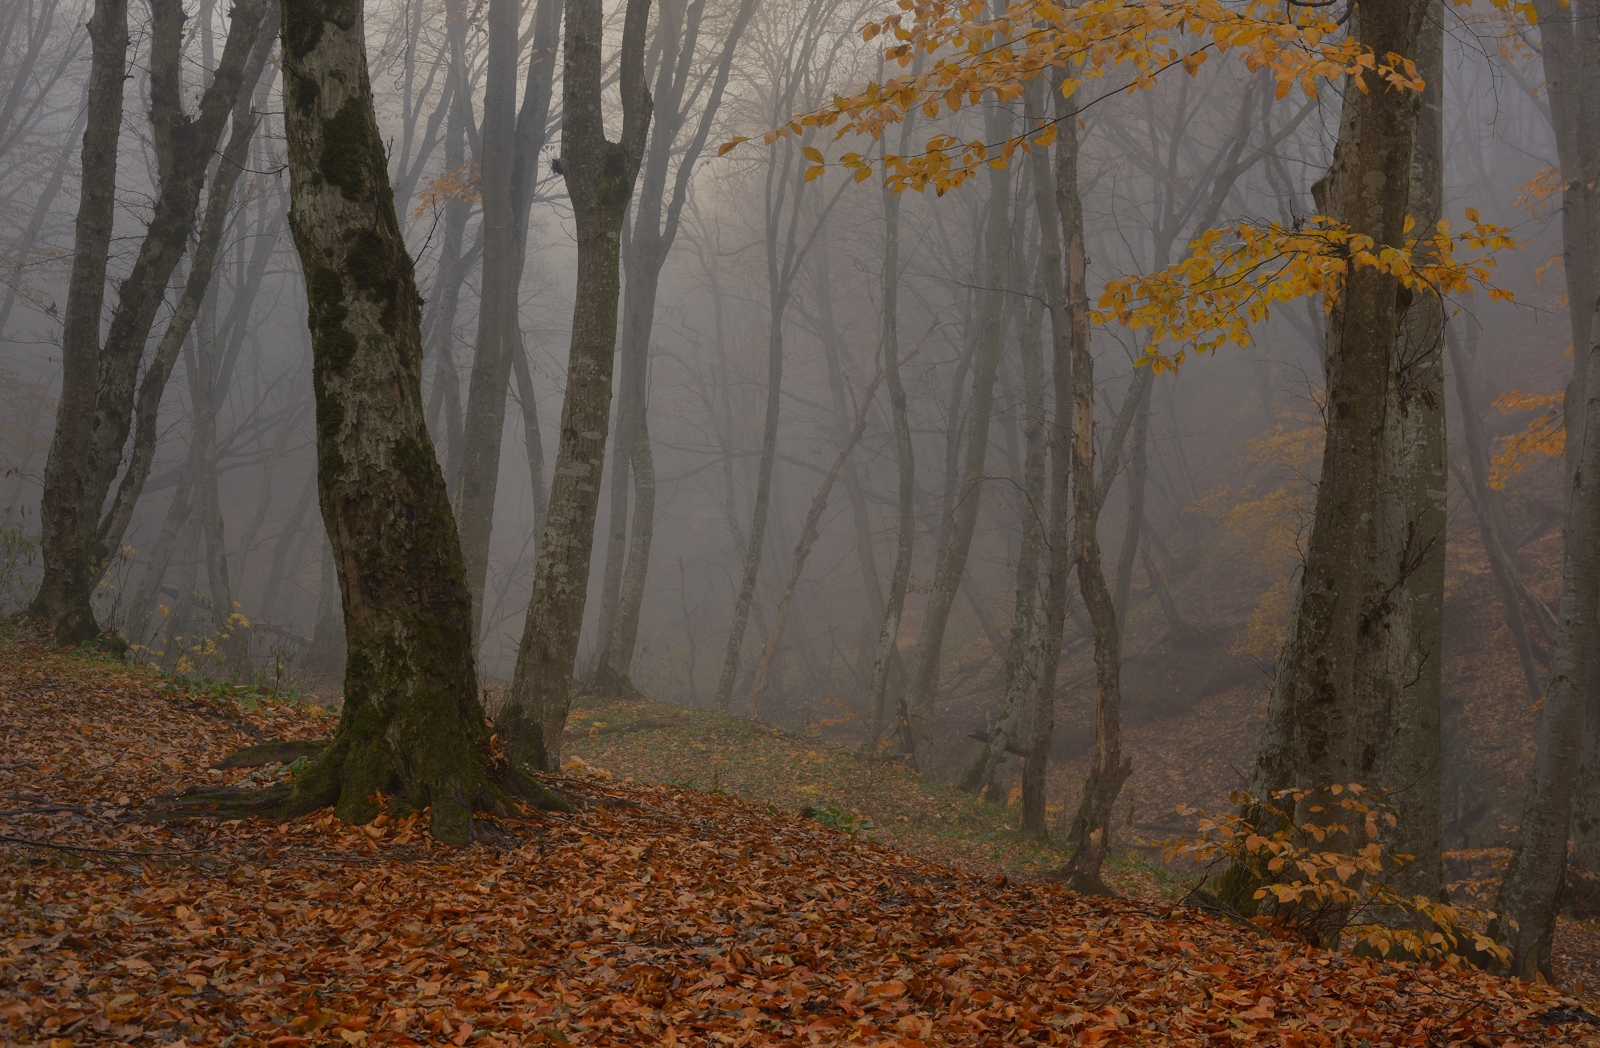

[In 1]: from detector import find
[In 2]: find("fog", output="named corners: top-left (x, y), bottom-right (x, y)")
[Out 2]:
top-left (0, 0), bottom-right (1575, 843)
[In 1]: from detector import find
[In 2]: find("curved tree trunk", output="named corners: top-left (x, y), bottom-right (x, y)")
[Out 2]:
top-left (29, 0), bottom-right (127, 644)
top-left (273, 0), bottom-right (559, 841)
top-left (498, 0), bottom-right (652, 771)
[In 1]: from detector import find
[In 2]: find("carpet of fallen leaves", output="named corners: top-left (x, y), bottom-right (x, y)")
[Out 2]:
top-left (1, 633), bottom-right (1593, 1046)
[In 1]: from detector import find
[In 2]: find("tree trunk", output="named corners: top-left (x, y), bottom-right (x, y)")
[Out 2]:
top-left (863, 104), bottom-right (919, 757)
top-left (1059, 190), bottom-right (1131, 894)
top-left (1232, 2), bottom-right (1429, 935)
top-left (29, 0), bottom-right (127, 644)
top-left (453, 0), bottom-right (523, 634)
top-left (748, 372), bottom-right (882, 715)
top-left (962, 223), bottom-right (1046, 799)
top-left (903, 102), bottom-right (1014, 731)
top-left (1369, 1), bottom-right (1445, 911)
top-left (1495, 0), bottom-right (1600, 978)
top-left (272, 0), bottom-right (560, 840)
top-left (1021, 71), bottom-right (1080, 839)
top-left (498, 0), bottom-right (652, 771)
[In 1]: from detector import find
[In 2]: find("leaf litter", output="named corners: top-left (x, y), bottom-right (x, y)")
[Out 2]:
top-left (1, 633), bottom-right (1590, 1045)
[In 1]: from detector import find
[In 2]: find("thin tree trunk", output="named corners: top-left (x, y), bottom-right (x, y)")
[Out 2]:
top-left (1058, 212), bottom-right (1131, 894)
top-left (1021, 71), bottom-right (1079, 839)
top-left (189, 292), bottom-right (233, 636)
top-left (962, 230), bottom-right (1046, 799)
top-left (607, 418), bottom-right (653, 678)
top-left (903, 102), bottom-right (1014, 732)
top-left (1111, 382), bottom-right (1151, 628)
top-left (454, 0), bottom-right (523, 634)
top-left (510, 336), bottom-right (548, 546)
top-left (863, 102), bottom-right (919, 757)
top-left (499, 0), bottom-right (652, 771)
top-left (29, 0), bottom-right (127, 644)
top-left (271, 0), bottom-right (560, 840)
top-left (748, 371), bottom-right (883, 715)
top-left (1448, 326), bottom-right (1543, 701)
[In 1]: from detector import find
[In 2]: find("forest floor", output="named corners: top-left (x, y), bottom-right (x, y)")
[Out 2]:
top-left (0, 629), bottom-right (1591, 1046)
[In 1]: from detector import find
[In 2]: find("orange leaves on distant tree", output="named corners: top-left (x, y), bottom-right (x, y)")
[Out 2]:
top-left (1095, 211), bottom-right (1517, 371)
top-left (1489, 389), bottom-right (1565, 489)
top-left (412, 162), bottom-right (481, 217)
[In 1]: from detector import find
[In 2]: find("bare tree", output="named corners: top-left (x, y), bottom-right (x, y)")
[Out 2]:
top-left (498, 0), bottom-right (653, 771)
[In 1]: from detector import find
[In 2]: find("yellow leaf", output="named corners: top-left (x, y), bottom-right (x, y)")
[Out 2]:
top-left (1275, 78), bottom-right (1290, 100)
top-left (1465, 206), bottom-right (1480, 222)
top-left (854, 166), bottom-right (872, 183)
top-left (862, 21), bottom-right (880, 41)
top-left (803, 146), bottom-right (824, 164)
top-left (1403, 215), bottom-right (1416, 234)
top-left (716, 137), bottom-right (747, 158)
top-left (804, 164), bottom-right (825, 182)
top-left (1032, 122), bottom-right (1058, 147)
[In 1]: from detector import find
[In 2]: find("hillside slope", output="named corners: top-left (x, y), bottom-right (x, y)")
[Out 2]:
top-left (0, 632), bottom-right (1582, 1046)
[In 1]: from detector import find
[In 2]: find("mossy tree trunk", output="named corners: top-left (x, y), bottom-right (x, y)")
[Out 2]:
top-left (275, 0), bottom-right (561, 841)
top-left (498, 0), bottom-right (653, 771)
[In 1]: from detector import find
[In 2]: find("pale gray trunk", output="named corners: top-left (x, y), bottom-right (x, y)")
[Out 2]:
top-left (500, 0), bottom-right (652, 770)
top-left (454, 0), bottom-right (524, 633)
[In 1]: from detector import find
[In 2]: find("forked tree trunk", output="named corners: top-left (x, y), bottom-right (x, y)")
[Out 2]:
top-left (29, 0), bottom-right (127, 644)
top-left (271, 0), bottom-right (560, 840)
top-left (32, 0), bottom-right (268, 640)
top-left (498, 0), bottom-right (652, 771)
top-left (96, 25), bottom-right (277, 565)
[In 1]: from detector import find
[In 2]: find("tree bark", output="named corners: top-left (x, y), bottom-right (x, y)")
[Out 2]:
top-left (499, 0), bottom-right (652, 771)
top-left (1495, 0), bottom-right (1600, 978)
top-left (1232, 2), bottom-right (1429, 935)
top-left (1369, 0), bottom-right (1445, 911)
top-left (29, 0), bottom-right (127, 644)
top-left (1021, 70), bottom-right (1081, 840)
top-left (273, 0), bottom-right (560, 840)
top-left (594, 0), bottom-right (756, 687)
top-left (862, 101), bottom-right (919, 757)
top-left (1059, 177), bottom-right (1131, 893)
top-left (453, 0), bottom-right (523, 634)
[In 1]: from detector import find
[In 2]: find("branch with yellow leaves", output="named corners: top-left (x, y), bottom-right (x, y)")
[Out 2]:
top-left (1093, 211), bottom-right (1518, 372)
